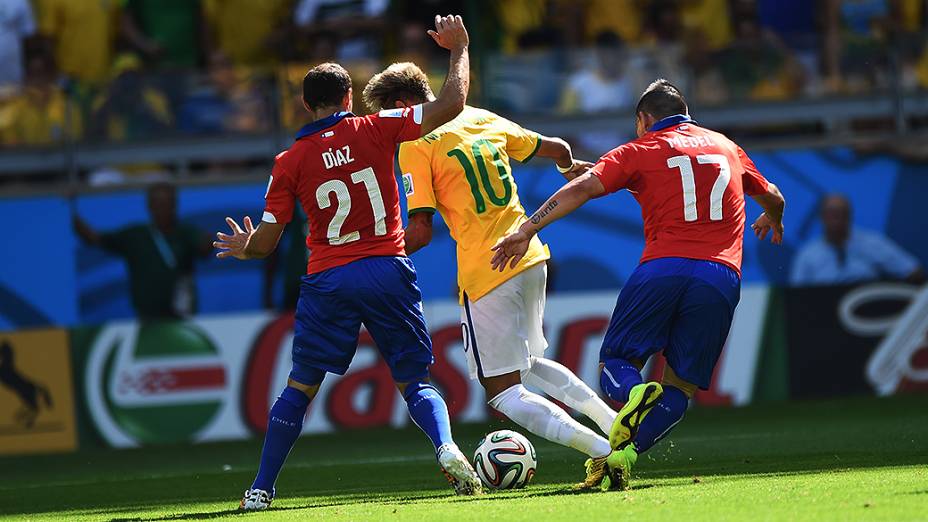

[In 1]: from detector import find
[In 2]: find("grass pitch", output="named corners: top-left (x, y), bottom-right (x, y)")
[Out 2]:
top-left (1, 395), bottom-right (926, 521)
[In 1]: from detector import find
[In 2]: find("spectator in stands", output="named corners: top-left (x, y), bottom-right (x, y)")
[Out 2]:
top-left (89, 54), bottom-right (173, 142)
top-left (120, 0), bottom-right (203, 69)
top-left (680, 0), bottom-right (733, 50)
top-left (791, 194), bottom-right (926, 286)
top-left (0, 0), bottom-right (35, 89)
top-left (558, 32), bottom-right (633, 155)
top-left (560, 32), bottom-right (632, 113)
top-left (294, 0), bottom-right (389, 61)
top-left (823, 0), bottom-right (895, 93)
top-left (583, 0), bottom-right (647, 46)
top-left (73, 182), bottom-right (212, 320)
top-left (494, 0), bottom-right (548, 53)
top-left (36, 0), bottom-right (118, 86)
top-left (715, 14), bottom-right (805, 101)
top-left (1, 48), bottom-right (81, 146)
top-left (179, 51), bottom-right (270, 134)
top-left (203, 0), bottom-right (290, 67)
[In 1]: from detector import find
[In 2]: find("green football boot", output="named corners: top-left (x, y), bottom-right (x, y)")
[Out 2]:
top-left (600, 445), bottom-right (638, 491)
top-left (609, 382), bottom-right (664, 449)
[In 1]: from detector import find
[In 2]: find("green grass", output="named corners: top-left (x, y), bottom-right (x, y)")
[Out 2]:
top-left (1, 396), bottom-right (926, 521)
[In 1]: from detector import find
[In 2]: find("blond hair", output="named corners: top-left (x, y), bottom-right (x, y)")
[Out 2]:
top-left (362, 62), bottom-right (434, 112)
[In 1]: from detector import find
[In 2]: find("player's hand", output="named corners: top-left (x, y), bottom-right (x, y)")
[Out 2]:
top-left (214, 216), bottom-right (255, 260)
top-left (561, 159), bottom-right (594, 181)
top-left (427, 14), bottom-right (468, 51)
top-left (751, 212), bottom-right (784, 245)
top-left (490, 230), bottom-right (531, 272)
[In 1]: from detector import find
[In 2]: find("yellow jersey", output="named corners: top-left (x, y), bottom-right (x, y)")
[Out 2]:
top-left (399, 106), bottom-right (550, 303)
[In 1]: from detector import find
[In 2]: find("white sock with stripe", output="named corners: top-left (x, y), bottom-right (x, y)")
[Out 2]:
top-left (521, 357), bottom-right (617, 436)
top-left (488, 384), bottom-right (611, 458)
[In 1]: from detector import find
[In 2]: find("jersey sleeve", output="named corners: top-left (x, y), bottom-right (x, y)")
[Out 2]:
top-left (262, 153), bottom-right (295, 224)
top-left (366, 104), bottom-right (424, 147)
top-left (738, 147), bottom-right (770, 196)
top-left (589, 143), bottom-right (638, 195)
top-left (398, 143), bottom-right (437, 215)
top-left (498, 116), bottom-right (541, 163)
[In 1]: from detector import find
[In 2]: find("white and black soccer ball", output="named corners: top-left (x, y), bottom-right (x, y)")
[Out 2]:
top-left (473, 430), bottom-right (537, 489)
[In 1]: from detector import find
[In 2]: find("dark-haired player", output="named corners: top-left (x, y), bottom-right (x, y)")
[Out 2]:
top-left (492, 79), bottom-right (787, 490)
top-left (214, 15), bottom-right (481, 510)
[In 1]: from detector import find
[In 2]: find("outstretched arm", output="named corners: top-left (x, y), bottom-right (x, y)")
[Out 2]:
top-left (491, 172), bottom-right (605, 271)
top-left (214, 216), bottom-right (285, 260)
top-left (750, 182), bottom-right (786, 245)
top-left (418, 15), bottom-right (469, 135)
top-left (73, 214), bottom-right (102, 246)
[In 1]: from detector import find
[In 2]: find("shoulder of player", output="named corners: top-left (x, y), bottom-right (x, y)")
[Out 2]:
top-left (398, 139), bottom-right (432, 160)
top-left (273, 144), bottom-right (304, 170)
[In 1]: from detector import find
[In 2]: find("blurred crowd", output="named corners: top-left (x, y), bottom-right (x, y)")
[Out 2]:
top-left (0, 0), bottom-right (926, 151)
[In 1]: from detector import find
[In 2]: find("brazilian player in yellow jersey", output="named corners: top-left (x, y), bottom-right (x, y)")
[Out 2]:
top-left (364, 63), bottom-right (626, 490)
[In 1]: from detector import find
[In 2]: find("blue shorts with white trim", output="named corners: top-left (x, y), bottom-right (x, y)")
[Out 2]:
top-left (289, 256), bottom-right (434, 385)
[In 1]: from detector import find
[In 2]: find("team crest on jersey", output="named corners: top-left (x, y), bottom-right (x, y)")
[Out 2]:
top-left (379, 108), bottom-right (406, 118)
top-left (402, 173), bottom-right (414, 195)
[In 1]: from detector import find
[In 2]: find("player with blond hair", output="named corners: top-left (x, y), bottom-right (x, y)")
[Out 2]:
top-left (364, 61), bottom-right (624, 489)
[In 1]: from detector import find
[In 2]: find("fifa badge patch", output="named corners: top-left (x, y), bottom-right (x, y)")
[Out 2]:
top-left (403, 173), bottom-right (414, 195)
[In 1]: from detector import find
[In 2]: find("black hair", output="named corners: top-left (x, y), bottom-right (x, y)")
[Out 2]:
top-left (303, 62), bottom-right (352, 110)
top-left (635, 79), bottom-right (688, 120)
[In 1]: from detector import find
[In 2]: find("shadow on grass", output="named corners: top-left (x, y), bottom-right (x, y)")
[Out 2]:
top-left (3, 396), bottom-right (927, 518)
top-left (107, 486), bottom-right (609, 521)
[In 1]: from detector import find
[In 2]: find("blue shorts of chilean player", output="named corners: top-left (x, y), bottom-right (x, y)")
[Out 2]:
top-left (600, 257), bottom-right (741, 390)
top-left (289, 256), bottom-right (434, 386)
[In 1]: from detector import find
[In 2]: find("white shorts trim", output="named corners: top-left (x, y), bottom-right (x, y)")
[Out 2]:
top-left (460, 264), bottom-right (548, 380)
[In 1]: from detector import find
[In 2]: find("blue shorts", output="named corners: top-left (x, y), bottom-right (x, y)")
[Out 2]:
top-left (600, 257), bottom-right (741, 390)
top-left (289, 256), bottom-right (433, 385)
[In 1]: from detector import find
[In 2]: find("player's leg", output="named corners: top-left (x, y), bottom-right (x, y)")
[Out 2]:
top-left (595, 259), bottom-right (692, 490)
top-left (521, 357), bottom-right (617, 435)
top-left (243, 374), bottom-right (323, 510)
top-left (598, 260), bottom-right (697, 449)
top-left (483, 372), bottom-right (612, 460)
top-left (632, 260), bottom-right (741, 455)
top-left (359, 256), bottom-right (481, 495)
top-left (242, 270), bottom-right (362, 510)
top-left (463, 266), bottom-right (612, 461)
top-left (517, 264), bottom-right (620, 436)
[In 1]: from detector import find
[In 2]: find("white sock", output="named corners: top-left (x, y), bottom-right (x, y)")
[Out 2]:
top-left (521, 357), bottom-right (617, 436)
top-left (489, 384), bottom-right (611, 458)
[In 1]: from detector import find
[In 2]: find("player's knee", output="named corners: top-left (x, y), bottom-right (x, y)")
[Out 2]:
top-left (662, 365), bottom-right (697, 398)
top-left (288, 362), bottom-right (325, 400)
top-left (285, 378), bottom-right (321, 401)
top-left (480, 371), bottom-right (522, 401)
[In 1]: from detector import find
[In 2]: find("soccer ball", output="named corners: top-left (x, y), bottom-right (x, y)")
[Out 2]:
top-left (473, 430), bottom-right (537, 489)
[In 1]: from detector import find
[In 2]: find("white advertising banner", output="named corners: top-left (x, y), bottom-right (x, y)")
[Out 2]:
top-left (79, 288), bottom-right (770, 447)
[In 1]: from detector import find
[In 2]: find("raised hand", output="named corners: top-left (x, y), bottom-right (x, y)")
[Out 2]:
top-left (490, 230), bottom-right (531, 272)
top-left (427, 14), bottom-right (469, 51)
top-left (214, 216), bottom-right (256, 259)
top-left (751, 212), bottom-right (784, 245)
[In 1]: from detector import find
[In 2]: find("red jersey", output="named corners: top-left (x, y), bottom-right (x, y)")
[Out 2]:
top-left (262, 106), bottom-right (423, 274)
top-left (590, 116), bottom-right (769, 275)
